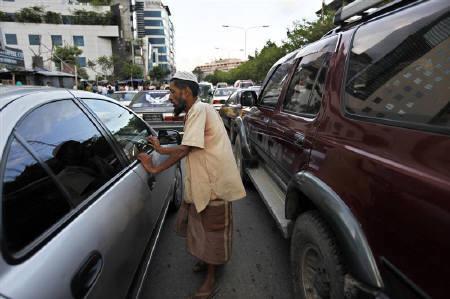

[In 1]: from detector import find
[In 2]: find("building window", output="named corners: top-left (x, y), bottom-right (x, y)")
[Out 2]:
top-left (28, 34), bottom-right (41, 46)
top-left (155, 46), bottom-right (167, 53)
top-left (158, 55), bottom-right (168, 62)
top-left (144, 11), bottom-right (161, 17)
top-left (73, 36), bottom-right (84, 47)
top-left (145, 29), bottom-right (164, 36)
top-left (5, 34), bottom-right (17, 45)
top-left (76, 57), bottom-right (86, 67)
top-left (144, 19), bottom-right (163, 26)
top-left (51, 35), bottom-right (62, 47)
top-left (148, 38), bottom-right (165, 44)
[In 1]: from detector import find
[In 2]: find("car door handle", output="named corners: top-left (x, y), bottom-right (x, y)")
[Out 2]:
top-left (294, 132), bottom-right (305, 146)
top-left (71, 251), bottom-right (103, 299)
top-left (148, 174), bottom-right (156, 191)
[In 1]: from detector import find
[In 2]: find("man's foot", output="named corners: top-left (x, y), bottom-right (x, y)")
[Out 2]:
top-left (187, 285), bottom-right (219, 299)
top-left (192, 260), bottom-right (208, 273)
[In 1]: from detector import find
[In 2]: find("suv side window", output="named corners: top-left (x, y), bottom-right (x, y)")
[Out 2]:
top-left (283, 53), bottom-right (328, 116)
top-left (227, 92), bottom-right (237, 105)
top-left (83, 99), bottom-right (153, 162)
top-left (344, 6), bottom-right (450, 132)
top-left (16, 100), bottom-right (123, 205)
top-left (259, 61), bottom-right (293, 108)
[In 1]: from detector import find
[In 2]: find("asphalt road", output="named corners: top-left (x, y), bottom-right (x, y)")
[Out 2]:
top-left (140, 186), bottom-right (294, 299)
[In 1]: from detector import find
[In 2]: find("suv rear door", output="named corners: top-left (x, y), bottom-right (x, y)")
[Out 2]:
top-left (0, 98), bottom-right (152, 298)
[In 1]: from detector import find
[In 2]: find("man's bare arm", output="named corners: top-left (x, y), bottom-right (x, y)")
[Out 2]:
top-left (137, 145), bottom-right (190, 174)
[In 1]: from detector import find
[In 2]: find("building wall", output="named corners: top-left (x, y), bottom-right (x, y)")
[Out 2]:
top-left (198, 59), bottom-right (243, 75)
top-left (0, 0), bottom-right (110, 14)
top-left (0, 22), bottom-right (119, 79)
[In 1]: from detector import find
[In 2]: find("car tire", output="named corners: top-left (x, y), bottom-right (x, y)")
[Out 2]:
top-left (169, 165), bottom-right (183, 212)
top-left (291, 211), bottom-right (345, 299)
top-left (233, 135), bottom-right (249, 184)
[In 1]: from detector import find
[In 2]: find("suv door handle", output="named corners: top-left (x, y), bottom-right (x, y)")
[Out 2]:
top-left (71, 251), bottom-right (103, 299)
top-left (148, 174), bottom-right (156, 191)
top-left (294, 132), bottom-right (305, 146)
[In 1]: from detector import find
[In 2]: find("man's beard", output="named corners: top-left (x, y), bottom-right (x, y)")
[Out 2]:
top-left (173, 99), bottom-right (186, 116)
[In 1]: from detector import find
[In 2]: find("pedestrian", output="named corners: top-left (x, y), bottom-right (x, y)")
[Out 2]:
top-left (93, 83), bottom-right (98, 93)
top-left (107, 84), bottom-right (114, 95)
top-left (124, 84), bottom-right (129, 91)
top-left (137, 71), bottom-right (246, 299)
top-left (101, 84), bottom-right (108, 95)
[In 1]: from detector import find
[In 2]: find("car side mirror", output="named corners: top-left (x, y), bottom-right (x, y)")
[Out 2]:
top-left (158, 129), bottom-right (182, 145)
top-left (241, 91), bottom-right (256, 107)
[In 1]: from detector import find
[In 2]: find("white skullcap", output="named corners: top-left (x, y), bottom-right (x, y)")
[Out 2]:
top-left (172, 71), bottom-right (198, 84)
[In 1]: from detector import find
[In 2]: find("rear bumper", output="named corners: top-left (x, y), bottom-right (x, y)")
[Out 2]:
top-left (146, 121), bottom-right (184, 131)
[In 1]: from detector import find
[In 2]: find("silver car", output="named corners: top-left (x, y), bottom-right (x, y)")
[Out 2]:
top-left (0, 86), bottom-right (183, 299)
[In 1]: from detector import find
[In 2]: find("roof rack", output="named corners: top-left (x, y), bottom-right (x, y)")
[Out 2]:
top-left (334, 0), bottom-right (385, 25)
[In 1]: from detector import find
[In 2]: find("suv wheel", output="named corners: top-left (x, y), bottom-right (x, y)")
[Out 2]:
top-left (233, 135), bottom-right (249, 183)
top-left (169, 165), bottom-right (183, 212)
top-left (291, 211), bottom-right (345, 299)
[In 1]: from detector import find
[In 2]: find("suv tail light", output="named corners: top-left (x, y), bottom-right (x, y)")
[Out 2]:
top-left (213, 100), bottom-right (222, 105)
top-left (163, 114), bottom-right (184, 121)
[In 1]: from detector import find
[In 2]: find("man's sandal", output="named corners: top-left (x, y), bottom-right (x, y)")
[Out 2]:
top-left (192, 261), bottom-right (208, 273)
top-left (187, 286), bottom-right (219, 299)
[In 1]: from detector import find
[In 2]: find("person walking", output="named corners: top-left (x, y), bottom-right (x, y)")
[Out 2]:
top-left (137, 71), bottom-right (246, 299)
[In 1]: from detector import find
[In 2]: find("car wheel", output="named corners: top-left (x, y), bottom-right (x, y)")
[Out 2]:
top-left (233, 135), bottom-right (249, 184)
top-left (169, 165), bottom-right (183, 212)
top-left (291, 211), bottom-right (345, 299)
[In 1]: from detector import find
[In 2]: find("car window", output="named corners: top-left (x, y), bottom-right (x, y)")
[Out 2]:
top-left (15, 100), bottom-right (123, 205)
top-left (344, 5), bottom-right (450, 132)
top-left (83, 99), bottom-right (153, 162)
top-left (129, 91), bottom-right (171, 109)
top-left (227, 92), bottom-right (238, 105)
top-left (259, 62), bottom-right (293, 108)
top-left (283, 53), bottom-right (327, 116)
top-left (2, 139), bottom-right (71, 253)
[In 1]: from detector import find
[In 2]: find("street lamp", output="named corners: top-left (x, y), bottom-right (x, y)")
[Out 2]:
top-left (222, 25), bottom-right (270, 60)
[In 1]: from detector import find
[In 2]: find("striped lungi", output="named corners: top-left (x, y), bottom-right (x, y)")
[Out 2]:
top-left (175, 200), bottom-right (233, 265)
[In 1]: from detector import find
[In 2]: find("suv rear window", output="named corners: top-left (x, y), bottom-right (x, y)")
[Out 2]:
top-left (344, 4), bottom-right (450, 132)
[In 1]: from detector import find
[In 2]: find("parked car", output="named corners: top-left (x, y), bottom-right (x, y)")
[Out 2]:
top-left (211, 87), bottom-right (237, 111)
top-left (0, 86), bottom-right (183, 299)
top-left (233, 80), bottom-right (254, 89)
top-left (232, 1), bottom-right (450, 298)
top-left (109, 90), bottom-right (138, 107)
top-left (219, 89), bottom-right (257, 129)
top-left (129, 90), bottom-right (184, 131)
top-left (216, 82), bottom-right (228, 88)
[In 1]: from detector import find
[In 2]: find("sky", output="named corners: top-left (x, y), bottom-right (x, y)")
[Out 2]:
top-left (163, 0), bottom-right (323, 71)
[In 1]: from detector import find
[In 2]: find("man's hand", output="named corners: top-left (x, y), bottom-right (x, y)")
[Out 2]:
top-left (137, 153), bottom-right (157, 174)
top-left (148, 136), bottom-right (162, 153)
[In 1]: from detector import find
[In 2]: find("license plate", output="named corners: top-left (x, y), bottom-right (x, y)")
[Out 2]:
top-left (143, 113), bottom-right (163, 122)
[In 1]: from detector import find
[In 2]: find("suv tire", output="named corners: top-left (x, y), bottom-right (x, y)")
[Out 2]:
top-left (169, 165), bottom-right (183, 212)
top-left (291, 211), bottom-right (345, 299)
top-left (233, 135), bottom-right (249, 184)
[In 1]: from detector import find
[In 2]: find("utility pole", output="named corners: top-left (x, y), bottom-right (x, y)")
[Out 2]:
top-left (222, 25), bottom-right (270, 60)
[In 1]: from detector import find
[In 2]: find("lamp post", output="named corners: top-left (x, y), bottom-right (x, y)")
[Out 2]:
top-left (222, 25), bottom-right (270, 60)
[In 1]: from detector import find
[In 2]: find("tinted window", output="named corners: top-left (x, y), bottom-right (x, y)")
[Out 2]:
top-left (5, 34), bottom-right (17, 45)
top-left (16, 100), bottom-right (122, 204)
top-left (28, 34), bottom-right (40, 46)
top-left (144, 19), bottom-right (163, 26)
top-left (227, 92), bottom-right (238, 105)
top-left (76, 57), bottom-right (86, 67)
top-left (345, 6), bottom-right (450, 131)
top-left (2, 139), bottom-right (71, 252)
top-left (148, 38), bottom-right (166, 44)
top-left (283, 54), bottom-right (327, 115)
top-left (145, 29), bottom-right (165, 36)
top-left (51, 35), bottom-right (62, 46)
top-left (259, 62), bottom-right (293, 107)
top-left (84, 100), bottom-right (153, 161)
top-left (144, 11), bottom-right (162, 17)
top-left (73, 35), bottom-right (84, 47)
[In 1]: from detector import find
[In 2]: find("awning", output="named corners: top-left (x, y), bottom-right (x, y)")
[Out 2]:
top-left (35, 70), bottom-right (75, 77)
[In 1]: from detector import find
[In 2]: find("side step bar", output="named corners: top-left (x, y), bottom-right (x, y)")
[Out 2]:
top-left (246, 166), bottom-right (292, 238)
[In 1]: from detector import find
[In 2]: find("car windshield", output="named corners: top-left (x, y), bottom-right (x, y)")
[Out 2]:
top-left (129, 91), bottom-right (171, 108)
top-left (214, 88), bottom-right (236, 97)
top-left (111, 92), bottom-right (136, 102)
top-left (199, 84), bottom-right (212, 98)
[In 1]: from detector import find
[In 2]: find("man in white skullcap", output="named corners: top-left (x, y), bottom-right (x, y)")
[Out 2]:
top-left (137, 71), bottom-right (246, 298)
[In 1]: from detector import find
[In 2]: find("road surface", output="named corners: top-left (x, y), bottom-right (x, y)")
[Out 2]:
top-left (140, 186), bottom-right (294, 299)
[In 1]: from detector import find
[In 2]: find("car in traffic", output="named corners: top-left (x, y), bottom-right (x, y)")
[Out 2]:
top-left (232, 1), bottom-right (450, 298)
top-left (109, 90), bottom-right (138, 107)
top-left (198, 82), bottom-right (214, 103)
top-left (128, 90), bottom-right (184, 131)
top-left (211, 87), bottom-right (237, 111)
top-left (248, 85), bottom-right (261, 96)
top-left (0, 86), bottom-right (183, 299)
top-left (233, 80), bottom-right (254, 89)
top-left (216, 82), bottom-right (228, 88)
top-left (219, 89), bottom-right (257, 129)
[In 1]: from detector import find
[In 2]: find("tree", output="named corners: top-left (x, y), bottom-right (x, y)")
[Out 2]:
top-left (51, 45), bottom-right (83, 70)
top-left (122, 62), bottom-right (143, 79)
top-left (0, 11), bottom-right (14, 22)
top-left (193, 67), bottom-right (204, 82)
top-left (77, 67), bottom-right (89, 80)
top-left (44, 11), bottom-right (62, 24)
top-left (149, 65), bottom-right (169, 82)
top-left (97, 55), bottom-right (114, 77)
top-left (15, 6), bottom-right (44, 23)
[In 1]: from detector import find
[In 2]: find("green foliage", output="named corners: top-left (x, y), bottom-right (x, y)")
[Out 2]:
top-left (77, 0), bottom-right (113, 5)
top-left (71, 10), bottom-right (113, 25)
top-left (149, 65), bottom-right (169, 82)
top-left (15, 6), bottom-right (44, 23)
top-left (0, 11), bottom-right (14, 22)
top-left (52, 45), bottom-right (83, 67)
top-left (123, 62), bottom-right (143, 79)
top-left (77, 67), bottom-right (89, 80)
top-left (44, 11), bottom-right (62, 24)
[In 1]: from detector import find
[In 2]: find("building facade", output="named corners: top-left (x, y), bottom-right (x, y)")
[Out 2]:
top-left (197, 58), bottom-right (243, 76)
top-left (0, 0), bottom-right (119, 80)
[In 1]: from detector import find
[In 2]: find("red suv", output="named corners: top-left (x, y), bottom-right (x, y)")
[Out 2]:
top-left (232, 1), bottom-right (450, 298)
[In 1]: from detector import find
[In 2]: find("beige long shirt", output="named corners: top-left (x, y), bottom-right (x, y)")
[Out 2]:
top-left (182, 100), bottom-right (246, 213)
